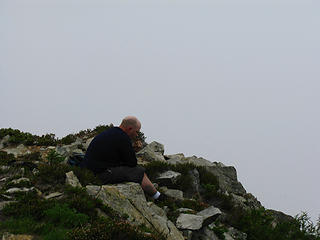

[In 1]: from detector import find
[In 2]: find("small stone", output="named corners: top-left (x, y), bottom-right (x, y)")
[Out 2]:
top-left (1, 232), bottom-right (34, 240)
top-left (11, 178), bottom-right (30, 184)
top-left (177, 208), bottom-right (194, 213)
top-left (44, 192), bottom-right (63, 200)
top-left (0, 177), bottom-right (9, 182)
top-left (6, 187), bottom-right (35, 194)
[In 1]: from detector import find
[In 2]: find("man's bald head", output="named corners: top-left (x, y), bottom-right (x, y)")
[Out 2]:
top-left (120, 116), bottom-right (141, 129)
top-left (119, 116), bottom-right (141, 139)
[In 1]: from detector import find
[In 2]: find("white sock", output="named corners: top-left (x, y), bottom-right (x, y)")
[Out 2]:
top-left (152, 191), bottom-right (161, 199)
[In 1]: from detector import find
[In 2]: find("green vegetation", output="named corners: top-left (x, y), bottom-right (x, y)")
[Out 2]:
top-left (67, 218), bottom-right (164, 240)
top-left (227, 207), bottom-right (320, 240)
top-left (0, 124), bottom-right (146, 149)
top-left (0, 151), bottom-right (15, 165)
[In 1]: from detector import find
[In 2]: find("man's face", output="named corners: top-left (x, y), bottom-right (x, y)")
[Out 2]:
top-left (128, 125), bottom-right (141, 140)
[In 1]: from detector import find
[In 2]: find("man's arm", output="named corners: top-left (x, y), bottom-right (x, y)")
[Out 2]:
top-left (118, 136), bottom-right (138, 167)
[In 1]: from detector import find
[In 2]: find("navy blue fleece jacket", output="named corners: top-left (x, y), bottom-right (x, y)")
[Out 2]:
top-left (81, 127), bottom-right (137, 174)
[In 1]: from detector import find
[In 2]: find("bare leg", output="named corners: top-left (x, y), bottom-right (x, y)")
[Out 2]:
top-left (141, 173), bottom-right (157, 196)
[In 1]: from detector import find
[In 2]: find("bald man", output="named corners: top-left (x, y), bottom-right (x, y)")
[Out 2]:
top-left (81, 116), bottom-right (162, 200)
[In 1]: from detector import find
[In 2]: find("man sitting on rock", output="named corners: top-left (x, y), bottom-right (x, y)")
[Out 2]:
top-left (81, 116), bottom-right (163, 201)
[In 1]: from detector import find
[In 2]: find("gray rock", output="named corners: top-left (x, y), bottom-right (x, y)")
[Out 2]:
top-left (137, 141), bottom-right (166, 162)
top-left (2, 144), bottom-right (31, 157)
top-left (55, 144), bottom-right (83, 158)
top-left (206, 164), bottom-right (247, 195)
top-left (0, 135), bottom-right (10, 149)
top-left (86, 183), bottom-right (184, 240)
top-left (160, 187), bottom-right (184, 200)
top-left (176, 213), bottom-right (204, 230)
top-left (184, 156), bottom-right (215, 167)
top-left (32, 168), bottom-right (40, 175)
top-left (197, 206), bottom-right (222, 226)
top-left (227, 227), bottom-right (247, 240)
top-left (84, 137), bottom-right (94, 150)
top-left (157, 170), bottom-right (181, 186)
top-left (189, 168), bottom-right (201, 194)
top-left (192, 225), bottom-right (220, 240)
top-left (65, 171), bottom-right (82, 188)
top-left (177, 208), bottom-right (194, 213)
top-left (224, 232), bottom-right (235, 240)
top-left (0, 177), bottom-right (9, 182)
top-left (6, 187), bottom-right (35, 194)
top-left (1, 232), bottom-right (34, 240)
top-left (44, 192), bottom-right (63, 200)
top-left (165, 153), bottom-right (185, 162)
top-left (11, 178), bottom-right (30, 184)
top-left (0, 166), bottom-right (10, 171)
top-left (147, 141), bottom-right (165, 154)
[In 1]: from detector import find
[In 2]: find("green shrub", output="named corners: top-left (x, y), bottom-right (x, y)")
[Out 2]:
top-left (0, 128), bottom-right (58, 146)
top-left (61, 186), bottom-right (99, 219)
top-left (0, 151), bottom-right (15, 165)
top-left (47, 150), bottom-right (65, 165)
top-left (230, 208), bottom-right (320, 240)
top-left (44, 203), bottom-right (89, 228)
top-left (42, 228), bottom-right (68, 240)
top-left (67, 218), bottom-right (164, 240)
top-left (144, 161), bottom-right (170, 180)
top-left (2, 191), bottom-right (55, 220)
top-left (210, 222), bottom-right (228, 240)
top-left (36, 134), bottom-right (57, 146)
top-left (34, 162), bottom-right (71, 188)
top-left (94, 124), bottom-right (113, 135)
top-left (58, 134), bottom-right (77, 145)
top-left (5, 179), bottom-right (32, 189)
top-left (0, 217), bottom-right (40, 234)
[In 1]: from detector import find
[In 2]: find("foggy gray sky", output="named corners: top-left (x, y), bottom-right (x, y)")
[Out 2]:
top-left (1, 0), bottom-right (319, 222)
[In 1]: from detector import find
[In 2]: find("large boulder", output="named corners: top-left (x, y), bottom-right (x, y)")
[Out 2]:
top-left (156, 170), bottom-right (181, 186)
top-left (176, 213), bottom-right (204, 230)
top-left (206, 164), bottom-right (246, 195)
top-left (137, 141), bottom-right (166, 162)
top-left (176, 155), bottom-right (246, 195)
top-left (196, 206), bottom-right (222, 226)
top-left (160, 187), bottom-right (184, 200)
top-left (165, 153), bottom-right (185, 165)
top-left (55, 142), bottom-right (83, 158)
top-left (86, 183), bottom-right (184, 240)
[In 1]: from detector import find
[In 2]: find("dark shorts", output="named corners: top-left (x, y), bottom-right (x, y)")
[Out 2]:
top-left (97, 166), bottom-right (145, 184)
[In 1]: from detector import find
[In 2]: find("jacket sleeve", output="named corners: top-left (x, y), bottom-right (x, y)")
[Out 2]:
top-left (118, 136), bottom-right (137, 167)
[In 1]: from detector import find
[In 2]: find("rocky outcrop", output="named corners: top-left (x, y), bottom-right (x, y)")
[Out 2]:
top-left (0, 129), bottom-right (295, 240)
top-left (86, 183), bottom-right (184, 240)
